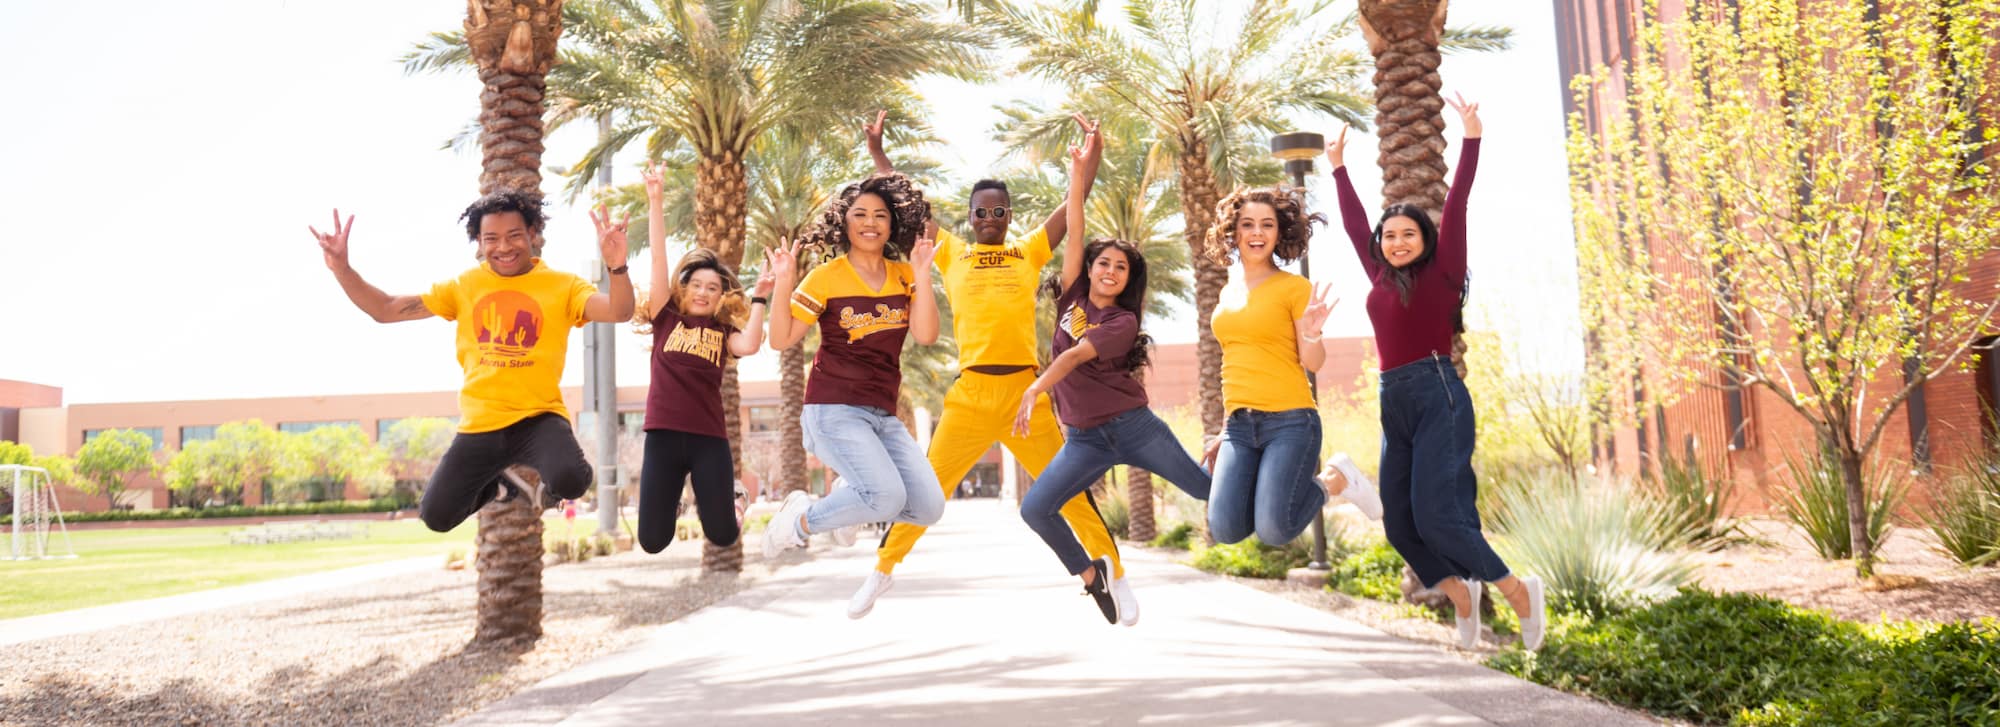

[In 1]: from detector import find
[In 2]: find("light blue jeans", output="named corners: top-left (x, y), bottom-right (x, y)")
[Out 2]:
top-left (800, 404), bottom-right (945, 533)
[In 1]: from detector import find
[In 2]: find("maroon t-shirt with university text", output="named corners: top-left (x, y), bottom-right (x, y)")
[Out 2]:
top-left (1050, 282), bottom-right (1149, 429)
top-left (645, 300), bottom-right (737, 439)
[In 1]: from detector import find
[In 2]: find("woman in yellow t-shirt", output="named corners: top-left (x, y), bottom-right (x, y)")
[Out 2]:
top-left (1200, 187), bottom-right (1363, 547)
top-left (762, 172), bottom-right (943, 560)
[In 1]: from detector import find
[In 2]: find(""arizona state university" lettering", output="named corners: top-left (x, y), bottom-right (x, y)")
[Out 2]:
top-left (662, 323), bottom-right (726, 366)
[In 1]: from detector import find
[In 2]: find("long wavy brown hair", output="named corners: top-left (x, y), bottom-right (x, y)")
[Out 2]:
top-left (631, 248), bottom-right (748, 334)
top-left (797, 172), bottom-right (931, 262)
top-left (1203, 186), bottom-right (1321, 267)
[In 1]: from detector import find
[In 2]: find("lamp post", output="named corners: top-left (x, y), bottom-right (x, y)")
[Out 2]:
top-left (1270, 131), bottom-right (1330, 572)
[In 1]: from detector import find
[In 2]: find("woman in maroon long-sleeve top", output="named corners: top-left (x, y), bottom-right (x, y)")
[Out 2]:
top-left (1327, 94), bottom-right (1547, 652)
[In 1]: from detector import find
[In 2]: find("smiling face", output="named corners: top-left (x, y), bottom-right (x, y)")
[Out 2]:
top-left (477, 211), bottom-right (535, 276)
top-left (844, 192), bottom-right (892, 255)
top-left (969, 188), bottom-right (1011, 245)
top-left (1233, 201), bottom-right (1281, 268)
top-left (1088, 246), bottom-right (1132, 300)
top-left (680, 268), bottom-right (725, 317)
top-left (1379, 214), bottom-right (1425, 268)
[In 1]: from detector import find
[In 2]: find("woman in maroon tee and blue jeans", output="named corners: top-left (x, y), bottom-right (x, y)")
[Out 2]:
top-left (1011, 134), bottom-right (1212, 625)
top-left (633, 162), bottom-right (775, 554)
top-left (1328, 95), bottom-right (1547, 651)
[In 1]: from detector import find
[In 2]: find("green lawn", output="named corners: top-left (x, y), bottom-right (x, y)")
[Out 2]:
top-left (0, 514), bottom-right (598, 620)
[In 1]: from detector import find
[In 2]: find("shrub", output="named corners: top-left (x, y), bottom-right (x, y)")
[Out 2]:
top-left (1328, 539), bottom-right (1405, 602)
top-left (1096, 483), bottom-right (1130, 540)
top-left (1486, 469), bottom-right (1696, 617)
top-left (1191, 536), bottom-right (1309, 579)
top-left (1647, 447), bottom-right (1739, 551)
top-left (1781, 448), bottom-right (1902, 560)
top-left (1492, 589), bottom-right (2000, 726)
top-left (1151, 522), bottom-right (1194, 550)
top-left (1925, 457), bottom-right (2000, 567)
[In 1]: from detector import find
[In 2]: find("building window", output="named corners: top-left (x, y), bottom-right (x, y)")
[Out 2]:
top-left (1978, 337), bottom-right (2000, 448)
top-left (84, 427), bottom-right (164, 451)
top-left (747, 406), bottom-right (781, 433)
top-left (619, 412), bottom-right (645, 434)
top-left (180, 425), bottom-right (218, 445)
top-left (375, 418), bottom-right (403, 441)
top-left (279, 420), bottom-right (361, 435)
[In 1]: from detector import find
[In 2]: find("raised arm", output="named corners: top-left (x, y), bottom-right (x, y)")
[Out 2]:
top-left (1324, 127), bottom-right (1380, 279)
top-left (728, 251), bottom-right (776, 357)
top-left (766, 240), bottom-right (811, 352)
top-left (1436, 93), bottom-right (1482, 282)
top-left (866, 110), bottom-right (894, 175)
top-left (583, 205), bottom-right (637, 323)
top-left (1057, 116), bottom-right (1104, 290)
top-left (908, 220), bottom-right (941, 346)
top-left (642, 161), bottom-right (677, 321)
top-left (312, 210), bottom-right (433, 323)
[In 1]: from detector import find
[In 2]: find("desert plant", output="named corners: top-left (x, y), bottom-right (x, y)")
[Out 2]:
top-left (1151, 522), bottom-right (1194, 550)
top-left (1329, 539), bottom-right (1406, 603)
top-left (1647, 447), bottom-right (1739, 552)
top-left (1192, 536), bottom-right (1309, 579)
top-left (1781, 448), bottom-right (1902, 561)
top-left (1924, 456), bottom-right (2000, 567)
top-left (1487, 470), bottom-right (1698, 617)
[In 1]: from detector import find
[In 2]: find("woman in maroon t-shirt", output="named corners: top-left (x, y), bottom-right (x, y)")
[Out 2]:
top-left (632, 162), bottom-right (775, 555)
top-left (1008, 134), bottom-right (1212, 624)
top-left (1327, 95), bottom-right (1547, 651)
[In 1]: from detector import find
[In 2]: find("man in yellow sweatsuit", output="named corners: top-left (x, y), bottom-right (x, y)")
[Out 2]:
top-left (846, 113), bottom-right (1135, 624)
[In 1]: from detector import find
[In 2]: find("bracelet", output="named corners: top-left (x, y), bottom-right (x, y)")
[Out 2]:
top-left (607, 264), bottom-right (629, 276)
top-left (751, 296), bottom-right (769, 306)
top-left (1302, 332), bottom-right (1323, 343)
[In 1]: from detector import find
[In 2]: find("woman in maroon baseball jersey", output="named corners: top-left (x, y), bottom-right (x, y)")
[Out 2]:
top-left (633, 161), bottom-right (776, 554)
top-left (1010, 132), bottom-right (1212, 624)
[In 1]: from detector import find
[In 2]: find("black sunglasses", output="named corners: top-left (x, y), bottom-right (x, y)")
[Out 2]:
top-left (972, 205), bottom-right (1010, 220)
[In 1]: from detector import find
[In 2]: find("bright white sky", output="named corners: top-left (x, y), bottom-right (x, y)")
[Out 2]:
top-left (0, 1), bottom-right (1580, 405)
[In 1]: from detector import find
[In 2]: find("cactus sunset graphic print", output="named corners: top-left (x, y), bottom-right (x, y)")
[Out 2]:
top-left (422, 259), bottom-right (596, 433)
top-left (790, 255), bottom-right (916, 413)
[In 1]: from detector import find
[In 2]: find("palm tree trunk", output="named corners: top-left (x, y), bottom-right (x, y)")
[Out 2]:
top-left (1177, 140), bottom-right (1225, 547)
top-left (1127, 467), bottom-right (1155, 543)
top-left (465, 0), bottom-right (563, 648)
top-left (475, 467), bottom-right (545, 646)
top-left (1358, 0), bottom-right (1451, 220)
top-left (694, 149), bottom-right (751, 573)
top-left (780, 343), bottom-right (808, 495)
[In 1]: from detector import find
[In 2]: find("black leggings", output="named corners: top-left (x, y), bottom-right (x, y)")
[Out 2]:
top-left (638, 429), bottom-right (739, 553)
top-left (419, 413), bottom-right (593, 532)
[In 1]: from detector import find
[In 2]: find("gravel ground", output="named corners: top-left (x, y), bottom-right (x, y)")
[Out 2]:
top-left (0, 534), bottom-right (763, 727)
top-left (1689, 518), bottom-right (2000, 623)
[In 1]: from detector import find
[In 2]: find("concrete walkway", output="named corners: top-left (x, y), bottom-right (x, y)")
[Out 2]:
top-left (456, 499), bottom-right (1656, 727)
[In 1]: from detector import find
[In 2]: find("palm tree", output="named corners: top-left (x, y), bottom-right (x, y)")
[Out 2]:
top-left (992, 0), bottom-right (1371, 437)
top-left (462, 0), bottom-right (566, 648)
top-left (994, 0), bottom-right (1508, 438)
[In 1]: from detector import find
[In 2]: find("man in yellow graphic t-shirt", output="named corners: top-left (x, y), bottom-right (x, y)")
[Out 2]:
top-left (845, 113), bottom-right (1141, 624)
top-left (311, 190), bottom-right (636, 532)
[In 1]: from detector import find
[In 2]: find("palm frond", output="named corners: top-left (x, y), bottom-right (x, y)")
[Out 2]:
top-left (1440, 24), bottom-right (1515, 55)
top-left (401, 31), bottom-right (470, 75)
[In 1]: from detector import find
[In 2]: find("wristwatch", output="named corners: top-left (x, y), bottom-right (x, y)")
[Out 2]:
top-left (607, 264), bottom-right (629, 275)
top-left (751, 296), bottom-right (770, 306)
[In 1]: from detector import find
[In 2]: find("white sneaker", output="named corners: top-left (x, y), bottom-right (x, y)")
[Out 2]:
top-left (830, 524), bottom-right (859, 547)
top-left (1112, 576), bottom-right (1139, 626)
top-left (1323, 453), bottom-right (1383, 521)
top-left (847, 570), bottom-right (894, 619)
top-left (1519, 576), bottom-right (1548, 652)
top-left (762, 490), bottom-right (811, 559)
top-left (1456, 577), bottom-right (1483, 649)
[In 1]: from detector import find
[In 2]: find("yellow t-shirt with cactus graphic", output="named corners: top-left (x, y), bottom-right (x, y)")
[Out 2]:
top-left (422, 259), bottom-right (596, 433)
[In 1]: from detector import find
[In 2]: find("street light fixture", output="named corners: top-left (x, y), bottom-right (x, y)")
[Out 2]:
top-left (1270, 130), bottom-right (1331, 572)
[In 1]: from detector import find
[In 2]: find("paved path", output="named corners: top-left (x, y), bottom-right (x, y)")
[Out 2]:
top-left (457, 499), bottom-right (1656, 726)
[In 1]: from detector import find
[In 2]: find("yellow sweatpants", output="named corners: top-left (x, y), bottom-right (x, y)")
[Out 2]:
top-left (875, 369), bottom-right (1125, 578)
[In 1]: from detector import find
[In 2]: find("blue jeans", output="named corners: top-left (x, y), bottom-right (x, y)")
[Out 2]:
top-left (800, 404), bottom-right (945, 533)
top-left (1208, 408), bottom-right (1325, 545)
top-left (1379, 355), bottom-right (1511, 588)
top-left (1021, 407), bottom-right (1212, 575)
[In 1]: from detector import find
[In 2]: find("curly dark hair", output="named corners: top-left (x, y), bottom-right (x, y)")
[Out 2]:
top-left (1040, 238), bottom-right (1154, 377)
top-left (460, 189), bottom-right (547, 242)
top-left (799, 172), bottom-right (930, 261)
top-left (1203, 186), bottom-right (1321, 267)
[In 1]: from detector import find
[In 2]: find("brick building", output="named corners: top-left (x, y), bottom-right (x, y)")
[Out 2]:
top-left (1553, 0), bottom-right (2000, 509)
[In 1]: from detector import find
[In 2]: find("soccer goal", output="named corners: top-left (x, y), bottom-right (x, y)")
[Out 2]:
top-left (3, 465), bottom-right (76, 561)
